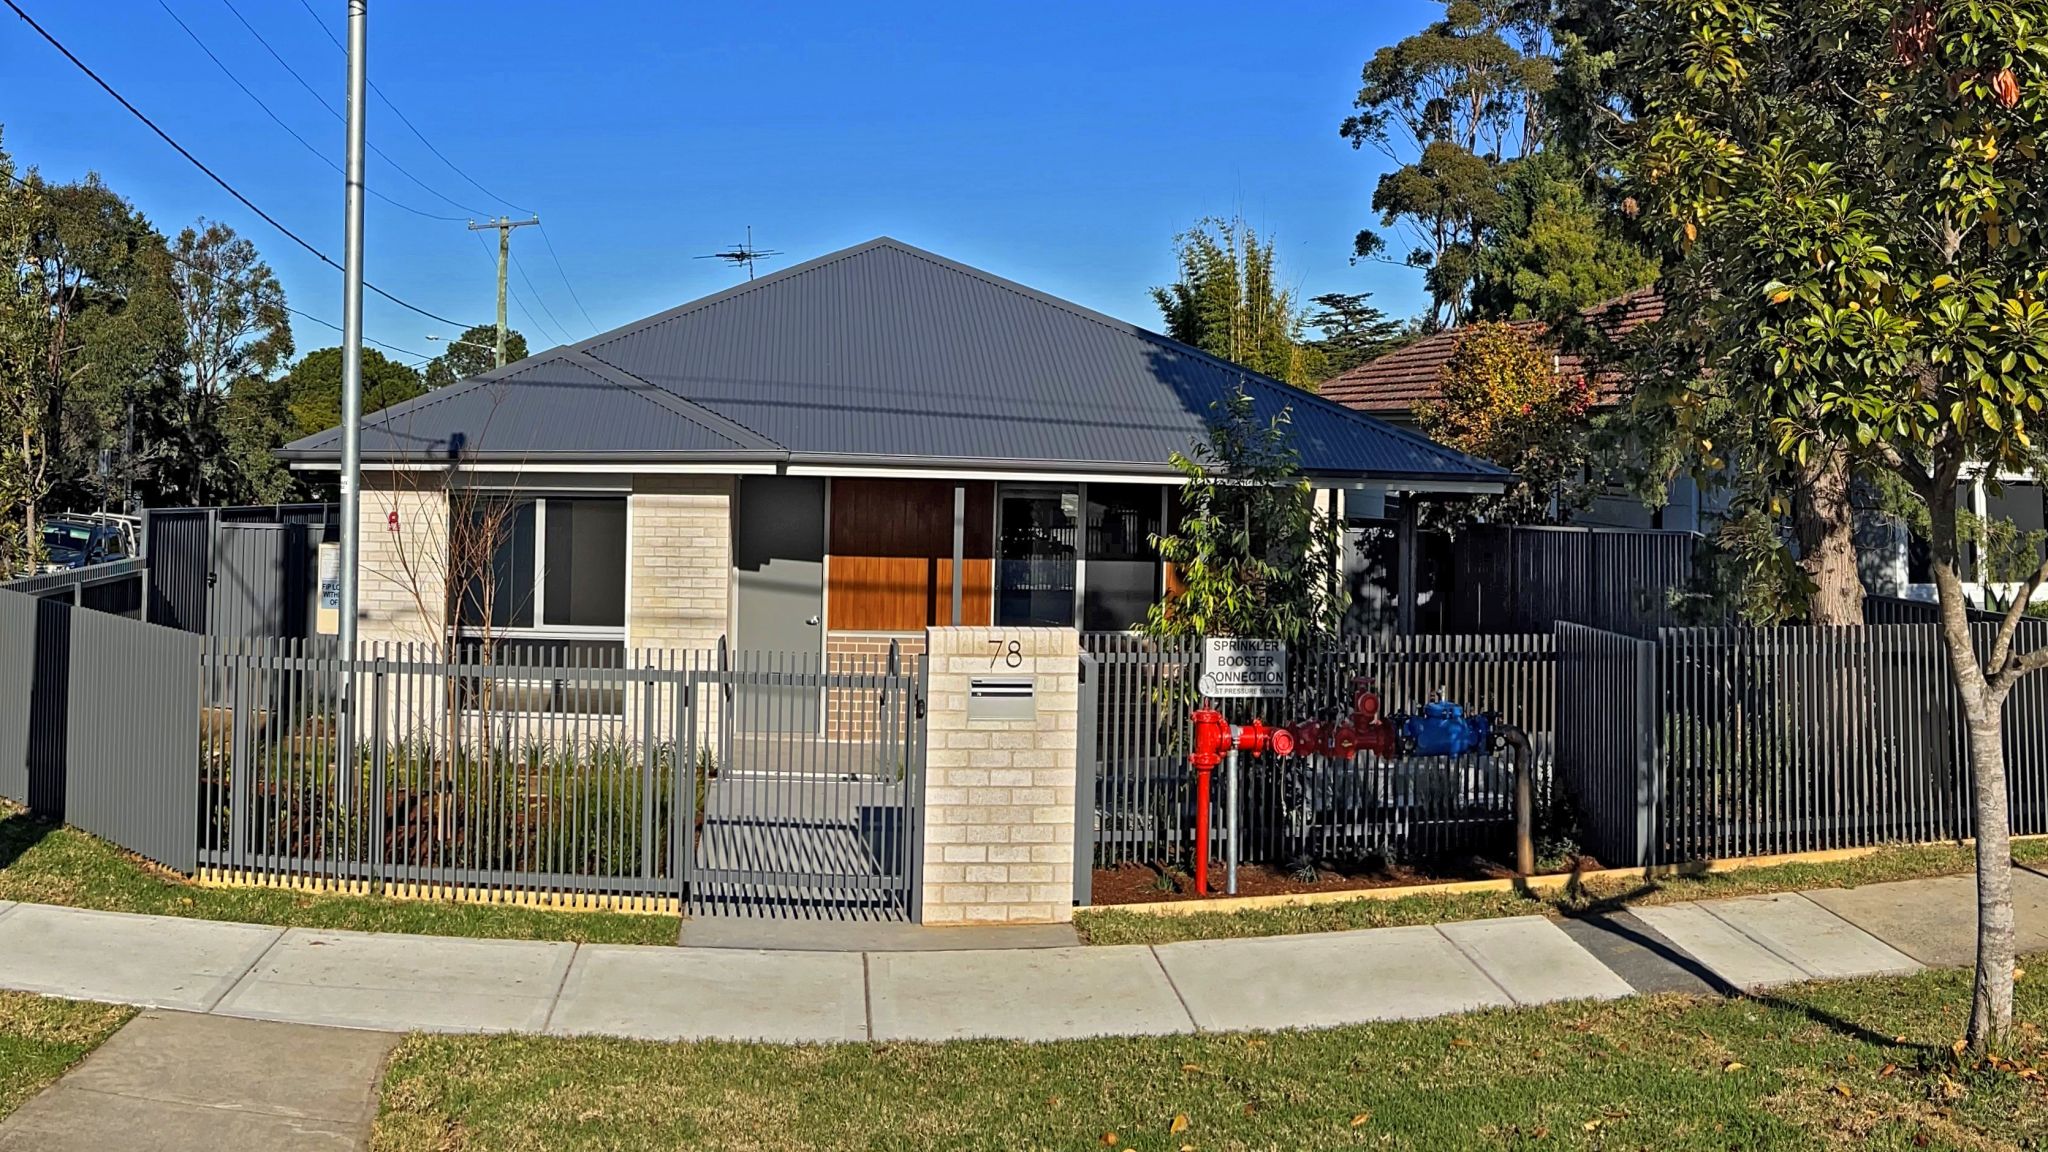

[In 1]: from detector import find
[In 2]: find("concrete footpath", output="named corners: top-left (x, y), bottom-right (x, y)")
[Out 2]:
top-left (0, 866), bottom-right (2043, 1045)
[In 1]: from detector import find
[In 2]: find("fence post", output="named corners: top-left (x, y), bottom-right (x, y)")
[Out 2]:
top-left (639, 670), bottom-right (656, 886)
top-left (227, 649), bottom-right (249, 871)
top-left (1074, 650), bottom-right (1098, 907)
top-left (369, 655), bottom-right (386, 887)
top-left (1631, 636), bottom-right (1662, 867)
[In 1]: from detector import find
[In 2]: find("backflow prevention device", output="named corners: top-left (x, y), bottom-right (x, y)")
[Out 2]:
top-left (1186, 681), bottom-right (1534, 895)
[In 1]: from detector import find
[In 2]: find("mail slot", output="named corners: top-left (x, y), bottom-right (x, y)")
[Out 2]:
top-left (968, 676), bottom-right (1036, 722)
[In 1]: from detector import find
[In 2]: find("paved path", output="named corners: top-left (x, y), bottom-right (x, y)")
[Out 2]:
top-left (0, 1010), bottom-right (394, 1152)
top-left (0, 867), bottom-right (2040, 1044)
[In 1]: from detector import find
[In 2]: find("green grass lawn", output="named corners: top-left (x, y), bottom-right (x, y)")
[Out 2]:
top-left (6, 798), bottom-right (2044, 954)
top-left (0, 993), bottom-right (131, 1123)
top-left (0, 807), bottom-right (679, 946)
top-left (1077, 840), bottom-right (2048, 946)
top-left (373, 961), bottom-right (2047, 1151)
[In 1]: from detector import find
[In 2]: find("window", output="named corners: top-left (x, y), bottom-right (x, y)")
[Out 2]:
top-left (458, 496), bottom-right (626, 634)
top-left (996, 485), bottom-right (1078, 626)
top-left (1082, 484), bottom-right (1163, 631)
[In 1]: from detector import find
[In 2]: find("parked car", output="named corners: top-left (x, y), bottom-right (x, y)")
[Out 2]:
top-left (36, 515), bottom-right (135, 572)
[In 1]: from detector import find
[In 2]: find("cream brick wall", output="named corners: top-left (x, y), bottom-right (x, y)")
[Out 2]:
top-left (355, 472), bottom-right (450, 650)
top-left (919, 627), bottom-right (1079, 925)
top-left (627, 475), bottom-right (733, 655)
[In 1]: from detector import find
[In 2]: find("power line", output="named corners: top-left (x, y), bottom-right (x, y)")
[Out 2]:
top-left (156, 0), bottom-right (464, 223)
top-left (3, 167), bottom-right (432, 363)
top-left (470, 228), bottom-right (568, 349)
top-left (536, 222), bottom-right (600, 335)
top-left (2, 0), bottom-right (485, 332)
top-left (510, 250), bottom-right (574, 346)
top-left (290, 0), bottom-right (535, 217)
top-left (217, 0), bottom-right (495, 220)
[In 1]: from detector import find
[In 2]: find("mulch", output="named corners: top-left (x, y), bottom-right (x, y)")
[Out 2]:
top-left (1088, 854), bottom-right (1604, 905)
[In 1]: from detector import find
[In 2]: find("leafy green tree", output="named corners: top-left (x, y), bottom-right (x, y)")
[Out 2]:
top-left (1342, 0), bottom-right (1554, 329)
top-left (1152, 218), bottom-right (1324, 388)
top-left (1, 153), bottom-right (184, 541)
top-left (167, 220), bottom-right (292, 505)
top-left (1143, 388), bottom-right (1342, 643)
top-left (1470, 150), bottom-right (1659, 320)
top-left (1416, 321), bottom-right (1597, 524)
top-left (283, 346), bottom-right (425, 439)
top-left (1620, 0), bottom-right (2048, 1047)
top-left (424, 324), bottom-right (526, 390)
top-left (1304, 292), bottom-right (1408, 377)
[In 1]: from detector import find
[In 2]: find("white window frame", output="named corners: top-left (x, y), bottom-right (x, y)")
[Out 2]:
top-left (453, 490), bottom-right (629, 643)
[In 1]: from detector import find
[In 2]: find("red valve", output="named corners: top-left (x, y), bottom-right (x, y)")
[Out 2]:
top-left (1268, 723), bottom-right (1295, 758)
top-left (1189, 709), bottom-right (1232, 771)
top-left (1330, 722), bottom-right (1359, 760)
top-left (1288, 720), bottom-right (1324, 757)
top-left (1238, 717), bottom-right (1277, 757)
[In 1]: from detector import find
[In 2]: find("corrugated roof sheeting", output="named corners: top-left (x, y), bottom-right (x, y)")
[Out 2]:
top-left (286, 352), bottom-right (769, 459)
top-left (286, 238), bottom-right (1506, 482)
top-left (580, 241), bottom-right (1500, 478)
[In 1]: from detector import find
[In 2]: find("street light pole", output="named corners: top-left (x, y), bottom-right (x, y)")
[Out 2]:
top-left (337, 0), bottom-right (368, 795)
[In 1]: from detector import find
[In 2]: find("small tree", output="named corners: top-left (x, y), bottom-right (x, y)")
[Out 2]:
top-left (1415, 320), bottom-right (1596, 523)
top-left (1144, 386), bottom-right (1342, 643)
top-left (1624, 0), bottom-right (2048, 1047)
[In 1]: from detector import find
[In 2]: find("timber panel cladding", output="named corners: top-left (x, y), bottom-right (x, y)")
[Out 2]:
top-left (827, 479), bottom-right (994, 630)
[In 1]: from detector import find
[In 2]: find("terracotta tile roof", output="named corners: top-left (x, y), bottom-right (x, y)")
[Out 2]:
top-left (1320, 288), bottom-right (1666, 416)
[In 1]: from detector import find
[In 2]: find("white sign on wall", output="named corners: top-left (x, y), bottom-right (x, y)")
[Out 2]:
top-left (316, 541), bottom-right (341, 636)
top-left (1199, 638), bottom-right (1287, 698)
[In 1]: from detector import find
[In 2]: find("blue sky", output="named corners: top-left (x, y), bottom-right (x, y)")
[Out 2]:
top-left (3, 0), bottom-right (1438, 367)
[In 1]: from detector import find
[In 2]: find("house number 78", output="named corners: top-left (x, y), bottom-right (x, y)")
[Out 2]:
top-left (988, 639), bottom-right (1023, 668)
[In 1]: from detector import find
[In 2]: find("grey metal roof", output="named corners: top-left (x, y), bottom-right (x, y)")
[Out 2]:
top-left (283, 238), bottom-right (1507, 484)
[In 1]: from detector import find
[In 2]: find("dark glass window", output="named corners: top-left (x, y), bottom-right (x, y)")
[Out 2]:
top-left (458, 496), bottom-right (625, 632)
top-left (996, 485), bottom-right (1078, 627)
top-left (543, 498), bottom-right (627, 628)
top-left (1082, 484), bottom-right (1163, 631)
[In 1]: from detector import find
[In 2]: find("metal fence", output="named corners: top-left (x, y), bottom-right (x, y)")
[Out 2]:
top-left (1082, 631), bottom-right (1557, 873)
top-left (1555, 619), bottom-right (2048, 865)
top-left (0, 592), bottom-right (199, 870)
top-left (194, 639), bottom-right (926, 918)
top-left (144, 505), bottom-right (334, 640)
top-left (1442, 525), bottom-right (1700, 637)
top-left (0, 558), bottom-right (147, 619)
top-left (3, 583), bottom-right (927, 918)
top-left (1555, 623), bottom-right (1659, 866)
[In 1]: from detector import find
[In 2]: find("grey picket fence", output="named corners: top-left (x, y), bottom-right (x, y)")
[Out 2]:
top-left (1083, 631), bottom-right (1557, 872)
top-left (1556, 619), bottom-right (2048, 865)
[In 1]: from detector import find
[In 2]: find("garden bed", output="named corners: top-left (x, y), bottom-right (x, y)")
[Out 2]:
top-left (1089, 851), bottom-right (1604, 905)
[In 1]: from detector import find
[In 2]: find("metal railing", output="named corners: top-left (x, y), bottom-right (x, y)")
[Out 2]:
top-left (1082, 631), bottom-right (1557, 872)
top-left (193, 639), bottom-right (927, 917)
top-left (1443, 525), bottom-right (1702, 637)
top-left (0, 558), bottom-right (148, 619)
top-left (1554, 619), bottom-right (2048, 866)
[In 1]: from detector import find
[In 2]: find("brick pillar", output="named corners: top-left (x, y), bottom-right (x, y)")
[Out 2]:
top-left (918, 627), bottom-right (1079, 925)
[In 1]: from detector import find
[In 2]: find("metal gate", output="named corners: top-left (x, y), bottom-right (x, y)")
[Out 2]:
top-left (682, 651), bottom-right (926, 920)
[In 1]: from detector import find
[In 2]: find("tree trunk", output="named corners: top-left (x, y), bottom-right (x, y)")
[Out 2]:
top-left (1929, 493), bottom-right (2016, 1049)
top-left (1962, 701), bottom-right (2017, 1048)
top-left (1793, 452), bottom-right (1865, 625)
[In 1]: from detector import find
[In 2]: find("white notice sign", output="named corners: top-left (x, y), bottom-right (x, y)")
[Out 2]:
top-left (1199, 638), bottom-right (1287, 698)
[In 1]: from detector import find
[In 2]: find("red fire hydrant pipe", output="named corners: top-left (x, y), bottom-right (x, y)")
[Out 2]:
top-left (1193, 763), bottom-right (1212, 895)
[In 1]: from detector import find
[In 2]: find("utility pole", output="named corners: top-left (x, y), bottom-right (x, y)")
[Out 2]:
top-left (337, 0), bottom-right (368, 805)
top-left (467, 216), bottom-right (539, 367)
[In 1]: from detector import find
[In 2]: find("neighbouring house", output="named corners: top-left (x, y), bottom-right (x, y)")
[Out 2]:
top-left (1320, 288), bottom-right (2048, 605)
top-left (281, 238), bottom-right (1510, 686)
top-left (1315, 289), bottom-right (1716, 532)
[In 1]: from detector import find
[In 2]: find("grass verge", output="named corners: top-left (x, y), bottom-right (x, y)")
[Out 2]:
top-left (0, 992), bottom-right (132, 1123)
top-left (0, 808), bottom-right (678, 946)
top-left (373, 961), bottom-right (2047, 1151)
top-left (1077, 840), bottom-right (2048, 946)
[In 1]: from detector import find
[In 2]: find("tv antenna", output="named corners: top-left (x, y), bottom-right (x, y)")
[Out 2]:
top-left (695, 226), bottom-right (782, 280)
